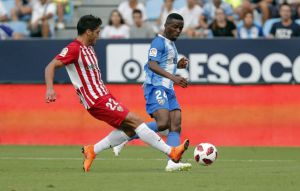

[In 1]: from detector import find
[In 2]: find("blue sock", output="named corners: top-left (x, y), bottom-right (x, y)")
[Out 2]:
top-left (166, 131), bottom-right (180, 160)
top-left (129, 122), bottom-right (158, 140)
top-left (166, 131), bottom-right (180, 147)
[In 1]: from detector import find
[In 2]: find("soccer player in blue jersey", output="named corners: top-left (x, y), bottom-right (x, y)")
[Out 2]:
top-left (113, 13), bottom-right (191, 171)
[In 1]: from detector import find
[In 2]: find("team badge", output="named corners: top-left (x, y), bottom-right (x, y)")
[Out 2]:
top-left (157, 99), bottom-right (165, 105)
top-left (59, 48), bottom-right (68, 57)
top-left (149, 48), bottom-right (157, 57)
top-left (117, 105), bottom-right (124, 112)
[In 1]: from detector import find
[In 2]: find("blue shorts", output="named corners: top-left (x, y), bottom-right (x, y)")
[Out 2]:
top-left (144, 84), bottom-right (180, 116)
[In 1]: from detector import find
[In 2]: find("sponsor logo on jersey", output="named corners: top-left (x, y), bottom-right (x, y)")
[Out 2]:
top-left (149, 48), bottom-right (157, 57)
top-left (59, 48), bottom-right (68, 57)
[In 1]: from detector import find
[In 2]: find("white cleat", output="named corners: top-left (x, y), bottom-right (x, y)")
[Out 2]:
top-left (113, 140), bottom-right (128, 156)
top-left (165, 160), bottom-right (192, 172)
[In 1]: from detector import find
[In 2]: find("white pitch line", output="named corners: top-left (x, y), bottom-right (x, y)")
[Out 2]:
top-left (0, 157), bottom-right (297, 162)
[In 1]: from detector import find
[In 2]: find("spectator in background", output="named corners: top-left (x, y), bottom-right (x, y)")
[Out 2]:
top-left (235, 0), bottom-right (263, 25)
top-left (237, 11), bottom-right (264, 38)
top-left (101, 10), bottom-right (130, 39)
top-left (179, 0), bottom-right (203, 38)
top-left (118, 0), bottom-right (147, 26)
top-left (10, 0), bottom-right (33, 21)
top-left (0, 0), bottom-right (9, 22)
top-left (130, 9), bottom-right (154, 38)
top-left (296, 4), bottom-right (300, 19)
top-left (157, 0), bottom-right (177, 33)
top-left (269, 3), bottom-right (300, 38)
top-left (0, 24), bottom-right (23, 39)
top-left (53, 0), bottom-right (69, 30)
top-left (201, 0), bottom-right (234, 27)
top-left (29, 0), bottom-right (56, 38)
top-left (209, 8), bottom-right (237, 37)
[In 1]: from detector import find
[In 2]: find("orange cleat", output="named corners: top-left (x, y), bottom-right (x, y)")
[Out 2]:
top-left (81, 145), bottom-right (96, 172)
top-left (168, 139), bottom-right (189, 163)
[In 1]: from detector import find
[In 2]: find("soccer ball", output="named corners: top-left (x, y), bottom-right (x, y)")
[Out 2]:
top-left (194, 143), bottom-right (218, 165)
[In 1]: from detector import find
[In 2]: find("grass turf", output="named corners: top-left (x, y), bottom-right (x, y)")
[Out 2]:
top-left (0, 146), bottom-right (300, 191)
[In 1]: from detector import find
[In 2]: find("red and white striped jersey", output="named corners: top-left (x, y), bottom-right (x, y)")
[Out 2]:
top-left (55, 40), bottom-right (109, 109)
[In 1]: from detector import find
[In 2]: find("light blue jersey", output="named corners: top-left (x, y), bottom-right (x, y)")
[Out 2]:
top-left (144, 34), bottom-right (178, 89)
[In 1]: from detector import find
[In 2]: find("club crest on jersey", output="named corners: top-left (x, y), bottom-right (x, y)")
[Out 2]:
top-left (59, 48), bottom-right (68, 57)
top-left (157, 99), bottom-right (165, 105)
top-left (149, 48), bottom-right (157, 57)
top-left (117, 105), bottom-right (124, 112)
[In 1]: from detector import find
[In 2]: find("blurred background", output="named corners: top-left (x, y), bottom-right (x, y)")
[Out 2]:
top-left (1, 0), bottom-right (300, 146)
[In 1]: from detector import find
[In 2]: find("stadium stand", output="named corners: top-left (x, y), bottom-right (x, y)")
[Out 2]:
top-left (262, 18), bottom-right (281, 37)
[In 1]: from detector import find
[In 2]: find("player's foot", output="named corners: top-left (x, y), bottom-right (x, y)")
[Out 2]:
top-left (81, 145), bottom-right (96, 172)
top-left (168, 139), bottom-right (189, 163)
top-left (113, 140), bottom-right (128, 156)
top-left (165, 160), bottom-right (192, 172)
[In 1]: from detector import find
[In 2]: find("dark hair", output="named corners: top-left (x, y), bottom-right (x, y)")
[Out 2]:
top-left (243, 10), bottom-right (253, 20)
top-left (108, 10), bottom-right (125, 25)
top-left (165, 13), bottom-right (184, 25)
top-left (279, 2), bottom-right (291, 10)
top-left (132, 9), bottom-right (142, 16)
top-left (77, 15), bottom-right (102, 35)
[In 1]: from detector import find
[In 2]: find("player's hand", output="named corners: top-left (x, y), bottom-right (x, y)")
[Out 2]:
top-left (45, 88), bottom-right (56, 103)
top-left (172, 75), bottom-right (188, 88)
top-left (177, 57), bottom-right (189, 69)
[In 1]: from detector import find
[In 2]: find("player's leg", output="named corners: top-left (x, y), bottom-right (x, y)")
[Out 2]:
top-left (113, 121), bottom-right (158, 156)
top-left (165, 89), bottom-right (191, 171)
top-left (165, 109), bottom-right (192, 171)
top-left (82, 96), bottom-right (189, 172)
top-left (82, 96), bottom-right (133, 172)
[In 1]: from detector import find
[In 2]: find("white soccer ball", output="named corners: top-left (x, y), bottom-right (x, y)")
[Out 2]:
top-left (194, 143), bottom-right (218, 166)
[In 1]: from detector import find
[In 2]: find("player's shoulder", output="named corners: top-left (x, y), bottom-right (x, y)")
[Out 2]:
top-left (150, 35), bottom-right (165, 49)
top-left (66, 39), bottom-right (81, 49)
top-left (65, 40), bottom-right (81, 51)
top-left (58, 40), bottom-right (81, 58)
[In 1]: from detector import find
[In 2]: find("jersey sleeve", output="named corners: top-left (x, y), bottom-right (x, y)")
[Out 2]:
top-left (148, 38), bottom-right (164, 63)
top-left (55, 44), bottom-right (79, 65)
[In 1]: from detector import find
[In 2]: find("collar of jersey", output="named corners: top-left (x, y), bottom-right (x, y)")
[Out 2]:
top-left (158, 34), bottom-right (172, 43)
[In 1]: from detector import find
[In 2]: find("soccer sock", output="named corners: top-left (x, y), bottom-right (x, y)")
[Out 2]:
top-left (94, 130), bottom-right (130, 154)
top-left (167, 131), bottom-right (180, 147)
top-left (134, 123), bottom-right (171, 155)
top-left (129, 122), bottom-right (158, 140)
top-left (166, 131), bottom-right (180, 160)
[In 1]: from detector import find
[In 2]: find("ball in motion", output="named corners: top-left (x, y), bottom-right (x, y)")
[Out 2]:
top-left (194, 143), bottom-right (218, 165)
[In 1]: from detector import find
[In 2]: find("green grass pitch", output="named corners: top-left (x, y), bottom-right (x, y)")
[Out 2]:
top-left (0, 146), bottom-right (299, 191)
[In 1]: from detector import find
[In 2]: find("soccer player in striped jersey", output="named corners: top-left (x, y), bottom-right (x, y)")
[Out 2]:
top-left (44, 15), bottom-right (189, 172)
top-left (113, 13), bottom-right (192, 172)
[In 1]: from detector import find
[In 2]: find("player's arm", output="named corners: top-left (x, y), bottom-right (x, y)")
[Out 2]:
top-left (45, 59), bottom-right (64, 103)
top-left (148, 60), bottom-right (187, 88)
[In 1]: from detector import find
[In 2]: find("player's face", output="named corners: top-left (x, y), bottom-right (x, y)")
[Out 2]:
top-left (88, 27), bottom-right (100, 46)
top-left (165, 20), bottom-right (184, 41)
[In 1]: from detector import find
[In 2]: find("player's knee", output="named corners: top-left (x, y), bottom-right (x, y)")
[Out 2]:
top-left (157, 119), bottom-right (170, 131)
top-left (124, 112), bottom-right (144, 129)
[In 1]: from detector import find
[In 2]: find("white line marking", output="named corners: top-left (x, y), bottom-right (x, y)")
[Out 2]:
top-left (0, 157), bottom-right (297, 162)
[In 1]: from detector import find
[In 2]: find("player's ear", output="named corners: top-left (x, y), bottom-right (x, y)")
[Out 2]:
top-left (86, 29), bottom-right (92, 36)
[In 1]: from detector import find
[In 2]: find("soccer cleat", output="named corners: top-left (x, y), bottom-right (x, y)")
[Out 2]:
top-left (165, 160), bottom-right (192, 172)
top-left (113, 140), bottom-right (128, 156)
top-left (168, 139), bottom-right (189, 163)
top-left (81, 145), bottom-right (96, 172)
